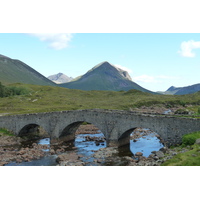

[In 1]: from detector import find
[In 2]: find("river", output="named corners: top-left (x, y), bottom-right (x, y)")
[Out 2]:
top-left (5, 130), bottom-right (163, 166)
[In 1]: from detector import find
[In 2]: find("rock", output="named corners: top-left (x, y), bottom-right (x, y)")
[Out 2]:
top-left (148, 153), bottom-right (155, 158)
top-left (155, 151), bottom-right (165, 158)
top-left (56, 152), bottom-right (80, 165)
top-left (50, 149), bottom-right (55, 155)
top-left (0, 162), bottom-right (7, 166)
top-left (153, 156), bottom-right (159, 160)
top-left (195, 138), bottom-right (200, 145)
top-left (135, 152), bottom-right (143, 156)
top-left (124, 156), bottom-right (134, 162)
top-left (159, 147), bottom-right (168, 153)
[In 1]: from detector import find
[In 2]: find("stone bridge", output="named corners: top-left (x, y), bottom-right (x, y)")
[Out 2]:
top-left (1, 109), bottom-right (200, 147)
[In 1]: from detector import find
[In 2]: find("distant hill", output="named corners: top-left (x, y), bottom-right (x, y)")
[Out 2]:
top-left (48, 73), bottom-right (73, 84)
top-left (0, 54), bottom-right (56, 86)
top-left (166, 84), bottom-right (200, 95)
top-left (60, 61), bottom-right (155, 93)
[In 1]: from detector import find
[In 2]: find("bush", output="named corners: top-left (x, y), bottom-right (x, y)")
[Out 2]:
top-left (182, 131), bottom-right (200, 146)
top-left (0, 82), bottom-right (30, 97)
top-left (0, 128), bottom-right (14, 136)
top-left (7, 86), bottom-right (30, 96)
top-left (198, 107), bottom-right (200, 114)
top-left (175, 109), bottom-right (189, 115)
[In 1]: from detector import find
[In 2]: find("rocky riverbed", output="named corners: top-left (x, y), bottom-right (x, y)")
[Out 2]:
top-left (55, 145), bottom-right (192, 166)
top-left (0, 124), bottom-right (191, 166)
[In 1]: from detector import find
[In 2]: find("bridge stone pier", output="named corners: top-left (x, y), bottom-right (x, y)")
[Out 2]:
top-left (1, 109), bottom-right (200, 147)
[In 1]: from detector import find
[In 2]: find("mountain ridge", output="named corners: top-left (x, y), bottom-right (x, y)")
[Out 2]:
top-left (0, 54), bottom-right (56, 86)
top-left (166, 83), bottom-right (200, 95)
top-left (60, 61), bottom-right (155, 93)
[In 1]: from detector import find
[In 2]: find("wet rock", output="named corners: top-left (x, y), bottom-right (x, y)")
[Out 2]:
top-left (148, 153), bottom-right (155, 158)
top-left (50, 149), bottom-right (55, 155)
top-left (56, 152), bottom-right (82, 166)
top-left (135, 152), bottom-right (143, 156)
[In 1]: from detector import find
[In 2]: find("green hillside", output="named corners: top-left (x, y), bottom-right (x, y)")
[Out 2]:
top-left (1, 83), bottom-right (200, 115)
top-left (61, 61), bottom-right (155, 93)
top-left (0, 54), bottom-right (56, 86)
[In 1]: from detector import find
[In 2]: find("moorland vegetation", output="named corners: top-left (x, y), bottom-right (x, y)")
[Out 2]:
top-left (0, 82), bottom-right (200, 116)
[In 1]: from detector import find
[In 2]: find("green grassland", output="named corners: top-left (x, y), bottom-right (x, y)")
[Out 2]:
top-left (0, 83), bottom-right (200, 115)
top-left (161, 131), bottom-right (200, 166)
top-left (161, 144), bottom-right (200, 166)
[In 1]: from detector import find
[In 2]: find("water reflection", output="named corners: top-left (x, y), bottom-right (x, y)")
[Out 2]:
top-left (6, 129), bottom-right (164, 166)
top-left (130, 134), bottom-right (163, 157)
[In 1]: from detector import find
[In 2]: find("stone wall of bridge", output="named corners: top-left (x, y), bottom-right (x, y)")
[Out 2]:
top-left (0, 109), bottom-right (200, 147)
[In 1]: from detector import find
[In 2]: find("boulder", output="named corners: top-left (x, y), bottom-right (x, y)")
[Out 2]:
top-left (195, 138), bottom-right (200, 145)
top-left (135, 152), bottom-right (143, 156)
top-left (155, 151), bottom-right (165, 158)
top-left (159, 147), bottom-right (168, 153)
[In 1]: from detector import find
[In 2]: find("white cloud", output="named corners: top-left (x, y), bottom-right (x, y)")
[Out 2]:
top-left (133, 75), bottom-right (158, 83)
top-left (29, 33), bottom-right (73, 50)
top-left (178, 40), bottom-right (200, 57)
top-left (114, 64), bottom-right (133, 74)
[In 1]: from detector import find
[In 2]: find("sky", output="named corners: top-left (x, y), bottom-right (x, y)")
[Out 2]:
top-left (0, 33), bottom-right (200, 92)
top-left (0, 0), bottom-right (200, 92)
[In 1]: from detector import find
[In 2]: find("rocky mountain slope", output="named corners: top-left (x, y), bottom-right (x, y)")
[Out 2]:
top-left (60, 61), bottom-right (154, 93)
top-left (165, 84), bottom-right (200, 95)
top-left (48, 73), bottom-right (73, 84)
top-left (0, 54), bottom-right (56, 86)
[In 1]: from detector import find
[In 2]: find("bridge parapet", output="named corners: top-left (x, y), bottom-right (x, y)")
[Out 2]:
top-left (0, 109), bottom-right (200, 147)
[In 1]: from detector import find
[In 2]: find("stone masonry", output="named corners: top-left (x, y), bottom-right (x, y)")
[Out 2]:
top-left (0, 109), bottom-right (200, 147)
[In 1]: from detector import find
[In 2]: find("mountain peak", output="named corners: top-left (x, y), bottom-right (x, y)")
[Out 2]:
top-left (60, 61), bottom-right (154, 93)
top-left (48, 73), bottom-right (73, 84)
top-left (91, 61), bottom-right (132, 81)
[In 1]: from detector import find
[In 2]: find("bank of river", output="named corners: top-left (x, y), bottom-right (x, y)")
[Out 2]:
top-left (4, 129), bottom-right (166, 166)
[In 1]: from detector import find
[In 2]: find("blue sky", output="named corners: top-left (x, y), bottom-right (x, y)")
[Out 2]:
top-left (0, 33), bottom-right (199, 92)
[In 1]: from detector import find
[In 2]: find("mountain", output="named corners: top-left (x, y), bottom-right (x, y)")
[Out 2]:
top-left (166, 84), bottom-right (200, 95)
top-left (0, 54), bottom-right (56, 86)
top-left (48, 73), bottom-right (73, 84)
top-left (60, 61), bottom-right (154, 93)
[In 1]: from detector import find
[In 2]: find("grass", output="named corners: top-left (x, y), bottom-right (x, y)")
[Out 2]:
top-left (0, 128), bottom-right (15, 136)
top-left (161, 131), bottom-right (200, 166)
top-left (182, 131), bottom-right (200, 146)
top-left (161, 144), bottom-right (200, 166)
top-left (0, 83), bottom-right (200, 115)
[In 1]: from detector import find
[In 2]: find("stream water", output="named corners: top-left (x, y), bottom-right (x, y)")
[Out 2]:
top-left (6, 131), bottom-right (163, 166)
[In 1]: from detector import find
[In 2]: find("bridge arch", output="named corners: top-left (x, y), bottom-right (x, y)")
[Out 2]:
top-left (118, 126), bottom-right (165, 147)
top-left (118, 127), bottom-right (137, 147)
top-left (58, 120), bottom-right (106, 143)
top-left (18, 123), bottom-right (49, 139)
